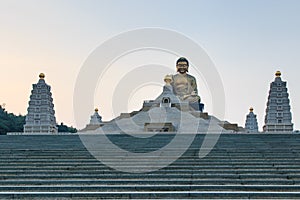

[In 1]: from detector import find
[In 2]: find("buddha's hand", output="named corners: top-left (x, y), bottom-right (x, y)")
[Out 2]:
top-left (191, 91), bottom-right (197, 96)
top-left (182, 94), bottom-right (190, 100)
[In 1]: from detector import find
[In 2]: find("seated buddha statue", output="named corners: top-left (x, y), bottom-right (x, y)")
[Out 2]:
top-left (170, 57), bottom-right (201, 104)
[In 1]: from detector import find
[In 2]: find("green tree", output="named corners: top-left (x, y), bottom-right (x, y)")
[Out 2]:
top-left (0, 105), bottom-right (25, 134)
top-left (58, 122), bottom-right (77, 133)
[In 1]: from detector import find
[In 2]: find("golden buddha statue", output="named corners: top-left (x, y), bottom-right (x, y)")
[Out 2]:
top-left (170, 57), bottom-right (201, 103)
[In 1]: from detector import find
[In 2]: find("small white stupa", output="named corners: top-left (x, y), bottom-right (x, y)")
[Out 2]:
top-left (89, 108), bottom-right (102, 125)
top-left (80, 108), bottom-right (103, 131)
top-left (245, 107), bottom-right (259, 133)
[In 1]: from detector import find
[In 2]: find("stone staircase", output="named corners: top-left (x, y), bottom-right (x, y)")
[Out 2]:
top-left (0, 134), bottom-right (300, 199)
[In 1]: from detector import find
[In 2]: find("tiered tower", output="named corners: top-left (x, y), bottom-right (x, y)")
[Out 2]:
top-left (24, 73), bottom-right (58, 133)
top-left (263, 71), bottom-right (293, 132)
top-left (245, 107), bottom-right (258, 133)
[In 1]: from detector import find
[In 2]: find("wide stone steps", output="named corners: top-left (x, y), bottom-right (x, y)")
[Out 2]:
top-left (0, 134), bottom-right (299, 199)
top-left (2, 191), bottom-right (300, 199)
top-left (0, 185), bottom-right (300, 192)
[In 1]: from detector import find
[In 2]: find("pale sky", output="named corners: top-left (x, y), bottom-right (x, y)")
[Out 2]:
top-left (1, 0), bottom-right (300, 130)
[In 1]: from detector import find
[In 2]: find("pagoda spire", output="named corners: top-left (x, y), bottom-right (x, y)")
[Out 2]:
top-left (263, 71), bottom-right (293, 132)
top-left (24, 73), bottom-right (58, 133)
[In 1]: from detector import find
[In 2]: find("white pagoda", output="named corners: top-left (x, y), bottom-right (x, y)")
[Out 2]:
top-left (245, 107), bottom-right (258, 133)
top-left (80, 108), bottom-right (103, 132)
top-left (263, 71), bottom-right (293, 132)
top-left (89, 108), bottom-right (102, 125)
top-left (24, 73), bottom-right (58, 133)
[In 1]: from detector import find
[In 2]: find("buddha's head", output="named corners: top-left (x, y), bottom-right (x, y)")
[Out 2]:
top-left (176, 57), bottom-right (189, 74)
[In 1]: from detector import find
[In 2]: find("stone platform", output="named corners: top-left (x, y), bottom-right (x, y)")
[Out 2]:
top-left (0, 134), bottom-right (300, 199)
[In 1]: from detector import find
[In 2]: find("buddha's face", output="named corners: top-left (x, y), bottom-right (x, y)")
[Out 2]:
top-left (176, 61), bottom-right (188, 74)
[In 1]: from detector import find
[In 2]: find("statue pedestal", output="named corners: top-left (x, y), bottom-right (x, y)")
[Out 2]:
top-left (189, 102), bottom-right (204, 112)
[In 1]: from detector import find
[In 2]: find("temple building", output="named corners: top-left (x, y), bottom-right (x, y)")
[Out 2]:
top-left (81, 75), bottom-right (238, 134)
top-left (23, 73), bottom-right (58, 133)
top-left (245, 107), bottom-right (259, 133)
top-left (263, 71), bottom-right (293, 132)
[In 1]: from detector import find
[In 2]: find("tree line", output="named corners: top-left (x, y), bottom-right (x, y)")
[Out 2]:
top-left (0, 105), bottom-right (25, 134)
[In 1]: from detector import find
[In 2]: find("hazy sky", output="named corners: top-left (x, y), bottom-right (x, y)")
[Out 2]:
top-left (1, 0), bottom-right (300, 130)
